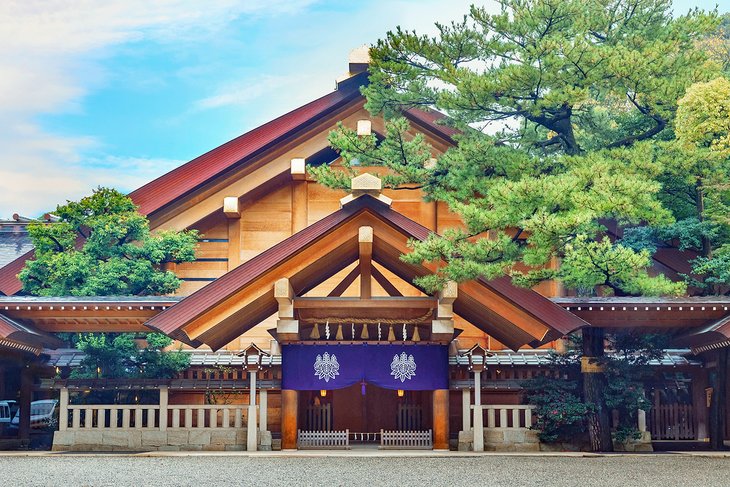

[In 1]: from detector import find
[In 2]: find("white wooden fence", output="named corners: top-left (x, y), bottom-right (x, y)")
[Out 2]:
top-left (476, 405), bottom-right (535, 429)
top-left (297, 429), bottom-right (350, 449)
top-left (380, 429), bottom-right (432, 449)
top-left (59, 387), bottom-right (259, 432)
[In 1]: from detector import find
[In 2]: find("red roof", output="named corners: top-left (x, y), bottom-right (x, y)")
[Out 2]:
top-left (129, 73), bottom-right (367, 217)
top-left (0, 312), bottom-right (63, 353)
top-left (146, 195), bottom-right (587, 350)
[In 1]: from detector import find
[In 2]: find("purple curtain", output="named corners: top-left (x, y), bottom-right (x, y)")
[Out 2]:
top-left (281, 344), bottom-right (448, 391)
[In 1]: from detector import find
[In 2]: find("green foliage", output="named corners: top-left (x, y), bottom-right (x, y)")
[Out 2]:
top-left (523, 332), bottom-right (667, 444)
top-left (69, 332), bottom-right (190, 379)
top-left (556, 236), bottom-right (685, 296)
top-left (364, 0), bottom-right (718, 154)
top-left (313, 1), bottom-right (721, 296)
top-left (676, 77), bottom-right (730, 154)
top-left (19, 187), bottom-right (198, 296)
top-left (523, 374), bottom-right (591, 443)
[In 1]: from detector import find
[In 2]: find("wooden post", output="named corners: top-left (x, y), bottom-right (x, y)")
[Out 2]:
top-left (582, 327), bottom-right (613, 452)
top-left (709, 348), bottom-right (728, 450)
top-left (472, 371), bottom-right (484, 452)
top-left (291, 159), bottom-right (308, 234)
top-left (359, 226), bottom-right (373, 299)
top-left (461, 388), bottom-right (471, 432)
top-left (159, 386), bottom-right (168, 432)
top-left (247, 371), bottom-right (257, 451)
top-left (18, 365), bottom-right (32, 448)
top-left (224, 196), bottom-right (242, 270)
top-left (282, 389), bottom-right (298, 450)
top-left (259, 389), bottom-right (268, 433)
top-left (433, 389), bottom-right (449, 450)
top-left (59, 387), bottom-right (69, 431)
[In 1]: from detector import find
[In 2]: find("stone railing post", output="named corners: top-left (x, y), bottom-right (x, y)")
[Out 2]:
top-left (247, 371), bottom-right (257, 451)
top-left (473, 370), bottom-right (484, 452)
top-left (159, 386), bottom-right (168, 431)
top-left (59, 387), bottom-right (69, 431)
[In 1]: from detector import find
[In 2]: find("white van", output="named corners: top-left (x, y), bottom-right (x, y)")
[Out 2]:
top-left (9, 399), bottom-right (58, 429)
top-left (0, 400), bottom-right (17, 424)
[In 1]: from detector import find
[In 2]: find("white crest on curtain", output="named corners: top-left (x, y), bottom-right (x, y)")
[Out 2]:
top-left (314, 352), bottom-right (339, 382)
top-left (390, 352), bottom-right (416, 382)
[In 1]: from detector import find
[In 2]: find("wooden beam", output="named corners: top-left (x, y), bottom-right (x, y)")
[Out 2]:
top-left (328, 266), bottom-right (360, 297)
top-left (294, 297), bottom-right (436, 309)
top-left (274, 278), bottom-right (295, 318)
top-left (359, 226), bottom-right (373, 299)
top-left (223, 196), bottom-right (240, 218)
top-left (371, 265), bottom-right (402, 297)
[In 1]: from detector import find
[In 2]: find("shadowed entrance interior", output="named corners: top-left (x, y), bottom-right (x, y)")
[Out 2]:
top-left (300, 384), bottom-right (432, 440)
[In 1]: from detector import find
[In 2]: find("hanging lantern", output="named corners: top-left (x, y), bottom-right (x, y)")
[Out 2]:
top-left (320, 390), bottom-right (327, 397)
top-left (397, 389), bottom-right (405, 398)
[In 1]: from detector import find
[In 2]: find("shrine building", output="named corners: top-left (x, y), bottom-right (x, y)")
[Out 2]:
top-left (1, 50), bottom-right (729, 452)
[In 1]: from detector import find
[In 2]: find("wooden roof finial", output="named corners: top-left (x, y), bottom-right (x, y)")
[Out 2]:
top-left (339, 173), bottom-right (393, 208)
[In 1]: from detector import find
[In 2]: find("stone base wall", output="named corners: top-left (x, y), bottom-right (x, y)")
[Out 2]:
top-left (52, 428), bottom-right (253, 452)
top-left (613, 431), bottom-right (653, 452)
top-left (458, 428), bottom-right (540, 452)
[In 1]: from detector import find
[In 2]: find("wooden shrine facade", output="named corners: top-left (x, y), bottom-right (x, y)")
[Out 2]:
top-left (1, 51), bottom-right (730, 451)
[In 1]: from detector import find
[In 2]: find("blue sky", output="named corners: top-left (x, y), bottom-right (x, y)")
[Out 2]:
top-left (0, 0), bottom-right (725, 217)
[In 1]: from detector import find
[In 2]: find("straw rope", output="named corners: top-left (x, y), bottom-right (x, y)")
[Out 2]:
top-left (297, 310), bottom-right (433, 326)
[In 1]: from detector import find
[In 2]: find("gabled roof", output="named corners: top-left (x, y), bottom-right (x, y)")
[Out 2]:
top-left (0, 312), bottom-right (63, 354)
top-left (146, 195), bottom-right (588, 351)
top-left (0, 71), bottom-right (463, 296)
top-left (129, 73), bottom-right (368, 218)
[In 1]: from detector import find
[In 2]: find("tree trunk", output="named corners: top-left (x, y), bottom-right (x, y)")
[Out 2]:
top-left (696, 182), bottom-right (712, 259)
top-left (582, 327), bottom-right (613, 452)
top-left (709, 348), bottom-right (728, 450)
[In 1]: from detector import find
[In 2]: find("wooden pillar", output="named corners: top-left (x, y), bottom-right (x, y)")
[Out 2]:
top-left (18, 365), bottom-right (32, 447)
top-left (224, 196), bottom-right (241, 270)
top-left (709, 348), bottom-right (728, 450)
top-left (472, 371), bottom-right (484, 452)
top-left (281, 389), bottom-right (298, 450)
top-left (582, 327), bottom-right (613, 452)
top-left (247, 371), bottom-right (257, 451)
top-left (433, 389), bottom-right (449, 450)
top-left (358, 226), bottom-right (373, 299)
top-left (291, 158), bottom-right (308, 234)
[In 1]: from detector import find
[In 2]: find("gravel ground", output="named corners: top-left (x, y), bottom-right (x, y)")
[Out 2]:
top-left (1, 454), bottom-right (729, 487)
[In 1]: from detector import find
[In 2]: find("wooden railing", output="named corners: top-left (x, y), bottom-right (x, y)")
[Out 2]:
top-left (380, 429), bottom-right (432, 449)
top-left (304, 403), bottom-right (331, 431)
top-left (397, 404), bottom-right (423, 431)
top-left (297, 429), bottom-right (350, 449)
top-left (476, 405), bottom-right (535, 429)
top-left (649, 404), bottom-right (695, 440)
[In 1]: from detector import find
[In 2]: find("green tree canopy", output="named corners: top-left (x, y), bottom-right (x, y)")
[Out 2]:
top-left (20, 187), bottom-right (198, 296)
top-left (313, 0), bottom-right (721, 296)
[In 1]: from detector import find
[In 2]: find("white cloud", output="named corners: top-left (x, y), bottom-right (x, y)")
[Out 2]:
top-left (0, 0), bottom-right (490, 216)
top-left (0, 0), bottom-right (317, 216)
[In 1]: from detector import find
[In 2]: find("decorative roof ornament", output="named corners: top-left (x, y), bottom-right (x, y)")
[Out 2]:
top-left (339, 173), bottom-right (393, 208)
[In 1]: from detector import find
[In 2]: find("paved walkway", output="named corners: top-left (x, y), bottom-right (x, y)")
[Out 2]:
top-left (1, 451), bottom-right (730, 486)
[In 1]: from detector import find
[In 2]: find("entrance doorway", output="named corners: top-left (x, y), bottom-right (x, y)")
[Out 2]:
top-left (299, 384), bottom-right (433, 446)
